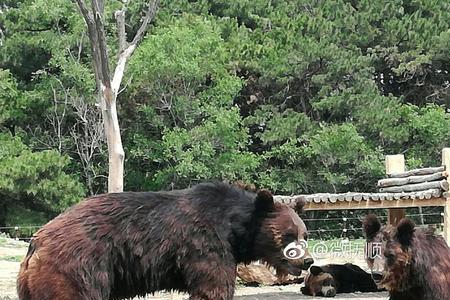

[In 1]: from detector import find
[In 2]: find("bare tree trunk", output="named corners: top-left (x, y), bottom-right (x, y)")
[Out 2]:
top-left (101, 89), bottom-right (124, 192)
top-left (74, 0), bottom-right (159, 192)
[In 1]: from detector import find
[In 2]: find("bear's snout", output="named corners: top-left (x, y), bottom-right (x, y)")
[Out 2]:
top-left (323, 287), bottom-right (336, 297)
top-left (283, 256), bottom-right (313, 275)
top-left (371, 271), bottom-right (384, 286)
top-left (304, 257), bottom-right (314, 269)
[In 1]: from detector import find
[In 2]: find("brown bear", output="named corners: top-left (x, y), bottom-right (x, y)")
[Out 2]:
top-left (301, 263), bottom-right (381, 297)
top-left (363, 214), bottom-right (450, 300)
top-left (17, 182), bottom-right (313, 300)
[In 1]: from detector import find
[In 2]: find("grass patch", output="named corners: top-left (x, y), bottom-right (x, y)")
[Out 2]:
top-left (0, 233), bottom-right (9, 246)
top-left (0, 255), bottom-right (24, 262)
top-left (0, 233), bottom-right (29, 248)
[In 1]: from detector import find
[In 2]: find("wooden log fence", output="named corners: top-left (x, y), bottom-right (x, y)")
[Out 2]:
top-left (378, 179), bottom-right (449, 193)
top-left (275, 147), bottom-right (450, 244)
top-left (377, 171), bottom-right (447, 188)
top-left (388, 166), bottom-right (445, 178)
top-left (275, 188), bottom-right (444, 205)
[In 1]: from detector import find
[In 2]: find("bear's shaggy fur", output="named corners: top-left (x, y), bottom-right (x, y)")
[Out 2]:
top-left (363, 214), bottom-right (450, 300)
top-left (301, 263), bottom-right (381, 297)
top-left (17, 182), bottom-right (313, 300)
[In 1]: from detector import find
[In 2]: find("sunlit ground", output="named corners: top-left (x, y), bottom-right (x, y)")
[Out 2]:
top-left (0, 236), bottom-right (387, 300)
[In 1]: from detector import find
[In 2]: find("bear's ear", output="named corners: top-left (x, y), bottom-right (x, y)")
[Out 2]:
top-left (363, 214), bottom-right (381, 240)
top-left (254, 189), bottom-right (274, 212)
top-left (293, 196), bottom-right (307, 214)
top-left (310, 266), bottom-right (323, 276)
top-left (396, 218), bottom-right (415, 247)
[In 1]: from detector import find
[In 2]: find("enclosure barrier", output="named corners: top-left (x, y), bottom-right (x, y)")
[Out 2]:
top-left (275, 148), bottom-right (450, 243)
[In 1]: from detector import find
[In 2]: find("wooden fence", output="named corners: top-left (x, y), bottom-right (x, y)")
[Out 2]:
top-left (275, 148), bottom-right (450, 243)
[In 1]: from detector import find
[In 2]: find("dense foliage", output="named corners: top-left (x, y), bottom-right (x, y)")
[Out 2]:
top-left (1, 0), bottom-right (449, 233)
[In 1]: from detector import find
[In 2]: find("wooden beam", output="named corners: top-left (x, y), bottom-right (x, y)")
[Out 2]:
top-left (386, 155), bottom-right (406, 226)
top-left (377, 172), bottom-right (446, 188)
top-left (277, 189), bottom-right (443, 206)
top-left (388, 208), bottom-right (405, 226)
top-left (379, 179), bottom-right (449, 193)
top-left (442, 148), bottom-right (450, 245)
top-left (388, 166), bottom-right (445, 178)
top-left (303, 197), bottom-right (447, 211)
top-left (385, 154), bottom-right (405, 175)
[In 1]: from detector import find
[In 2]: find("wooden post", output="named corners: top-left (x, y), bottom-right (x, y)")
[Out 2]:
top-left (442, 148), bottom-right (450, 244)
top-left (386, 155), bottom-right (406, 225)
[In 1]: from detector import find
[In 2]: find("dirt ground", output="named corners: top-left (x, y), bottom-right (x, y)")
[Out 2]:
top-left (0, 238), bottom-right (28, 300)
top-left (0, 239), bottom-right (388, 300)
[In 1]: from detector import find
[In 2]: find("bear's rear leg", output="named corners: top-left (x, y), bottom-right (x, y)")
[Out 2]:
top-left (18, 263), bottom-right (88, 300)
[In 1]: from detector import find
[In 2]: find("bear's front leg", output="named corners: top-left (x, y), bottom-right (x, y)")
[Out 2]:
top-left (182, 256), bottom-right (236, 300)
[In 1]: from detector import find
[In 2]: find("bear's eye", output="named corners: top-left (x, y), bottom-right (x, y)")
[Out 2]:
top-left (384, 252), bottom-right (395, 263)
top-left (384, 252), bottom-right (394, 258)
top-left (322, 278), bottom-right (331, 285)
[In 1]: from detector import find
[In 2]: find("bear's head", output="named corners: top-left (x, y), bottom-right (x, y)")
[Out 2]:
top-left (301, 266), bottom-right (337, 297)
top-left (363, 214), bottom-right (414, 292)
top-left (252, 190), bottom-right (314, 276)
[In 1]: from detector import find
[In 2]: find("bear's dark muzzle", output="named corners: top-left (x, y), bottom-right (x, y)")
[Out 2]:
top-left (304, 257), bottom-right (314, 269)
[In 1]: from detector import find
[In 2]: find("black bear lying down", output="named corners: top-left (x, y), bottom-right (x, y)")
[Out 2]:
top-left (17, 182), bottom-right (313, 300)
top-left (301, 263), bottom-right (382, 297)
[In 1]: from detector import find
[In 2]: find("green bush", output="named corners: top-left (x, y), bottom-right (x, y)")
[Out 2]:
top-left (0, 133), bottom-right (85, 226)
